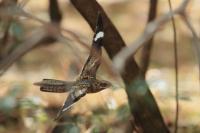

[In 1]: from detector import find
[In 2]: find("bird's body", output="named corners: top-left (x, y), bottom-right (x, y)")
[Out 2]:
top-left (34, 13), bottom-right (111, 120)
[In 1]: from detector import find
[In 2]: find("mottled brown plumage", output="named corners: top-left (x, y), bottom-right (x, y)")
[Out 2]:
top-left (34, 13), bottom-right (111, 121)
top-left (34, 79), bottom-right (74, 93)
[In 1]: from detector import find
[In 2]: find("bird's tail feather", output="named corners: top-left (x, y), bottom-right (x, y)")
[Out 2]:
top-left (34, 79), bottom-right (74, 93)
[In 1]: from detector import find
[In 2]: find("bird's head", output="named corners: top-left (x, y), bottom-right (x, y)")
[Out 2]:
top-left (99, 80), bottom-right (112, 89)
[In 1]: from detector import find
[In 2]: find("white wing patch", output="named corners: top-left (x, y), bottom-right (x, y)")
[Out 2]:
top-left (94, 31), bottom-right (104, 42)
top-left (62, 103), bottom-right (74, 112)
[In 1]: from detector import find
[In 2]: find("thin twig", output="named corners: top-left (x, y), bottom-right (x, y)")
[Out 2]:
top-left (113, 0), bottom-right (190, 72)
top-left (167, 0), bottom-right (179, 133)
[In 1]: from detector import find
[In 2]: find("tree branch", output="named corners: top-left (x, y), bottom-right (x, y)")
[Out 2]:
top-left (140, 0), bottom-right (157, 75)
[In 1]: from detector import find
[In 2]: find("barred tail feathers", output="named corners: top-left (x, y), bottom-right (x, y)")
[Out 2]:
top-left (34, 79), bottom-right (74, 93)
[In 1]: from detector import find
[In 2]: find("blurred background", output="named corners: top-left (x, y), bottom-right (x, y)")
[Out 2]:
top-left (0, 0), bottom-right (200, 132)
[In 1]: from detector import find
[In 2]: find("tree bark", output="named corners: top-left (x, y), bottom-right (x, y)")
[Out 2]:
top-left (70, 0), bottom-right (169, 132)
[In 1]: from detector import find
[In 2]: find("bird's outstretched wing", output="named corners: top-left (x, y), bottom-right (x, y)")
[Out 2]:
top-left (54, 93), bottom-right (76, 121)
top-left (80, 13), bottom-right (104, 80)
top-left (54, 88), bottom-right (87, 121)
top-left (34, 79), bottom-right (74, 93)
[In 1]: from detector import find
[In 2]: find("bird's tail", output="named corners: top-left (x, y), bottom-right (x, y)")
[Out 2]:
top-left (34, 79), bottom-right (74, 93)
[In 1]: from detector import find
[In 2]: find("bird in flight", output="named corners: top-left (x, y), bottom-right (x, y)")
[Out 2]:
top-left (34, 13), bottom-right (111, 121)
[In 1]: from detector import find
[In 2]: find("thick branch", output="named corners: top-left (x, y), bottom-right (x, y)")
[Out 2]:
top-left (70, 0), bottom-right (169, 132)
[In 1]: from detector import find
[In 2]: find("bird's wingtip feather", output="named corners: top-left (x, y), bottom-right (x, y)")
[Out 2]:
top-left (96, 11), bottom-right (103, 32)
